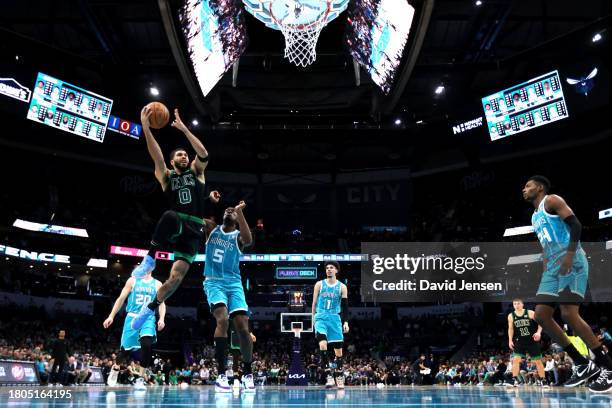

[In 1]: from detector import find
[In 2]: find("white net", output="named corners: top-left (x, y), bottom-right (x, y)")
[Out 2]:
top-left (279, 19), bottom-right (327, 67)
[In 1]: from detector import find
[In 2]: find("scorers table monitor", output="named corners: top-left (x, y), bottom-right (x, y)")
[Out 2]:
top-left (482, 70), bottom-right (569, 141)
top-left (27, 72), bottom-right (113, 143)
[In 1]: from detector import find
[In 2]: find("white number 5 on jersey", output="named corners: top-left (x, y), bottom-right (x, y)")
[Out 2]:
top-left (213, 248), bottom-right (224, 263)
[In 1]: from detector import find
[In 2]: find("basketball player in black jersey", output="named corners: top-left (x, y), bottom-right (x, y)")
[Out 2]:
top-left (131, 105), bottom-right (219, 330)
top-left (508, 299), bottom-right (547, 387)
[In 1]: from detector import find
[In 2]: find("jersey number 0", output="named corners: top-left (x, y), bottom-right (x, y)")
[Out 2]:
top-left (178, 188), bottom-right (192, 204)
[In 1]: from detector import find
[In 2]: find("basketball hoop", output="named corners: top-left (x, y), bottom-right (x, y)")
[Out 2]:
top-left (242, 0), bottom-right (348, 68)
top-left (278, 15), bottom-right (328, 67)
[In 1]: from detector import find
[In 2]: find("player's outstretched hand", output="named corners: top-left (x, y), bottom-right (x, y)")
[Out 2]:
top-left (140, 106), bottom-right (152, 129)
top-left (209, 190), bottom-right (221, 203)
top-left (171, 108), bottom-right (188, 132)
top-left (103, 317), bottom-right (113, 329)
top-left (343, 321), bottom-right (349, 334)
top-left (235, 200), bottom-right (247, 212)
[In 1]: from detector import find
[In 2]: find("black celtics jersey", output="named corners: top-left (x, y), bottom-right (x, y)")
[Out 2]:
top-left (164, 169), bottom-right (206, 218)
top-left (512, 310), bottom-right (536, 342)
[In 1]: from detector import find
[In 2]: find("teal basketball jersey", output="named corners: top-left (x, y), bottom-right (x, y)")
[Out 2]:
top-left (126, 278), bottom-right (157, 314)
top-left (531, 195), bottom-right (580, 258)
top-left (204, 226), bottom-right (242, 281)
top-left (316, 279), bottom-right (342, 314)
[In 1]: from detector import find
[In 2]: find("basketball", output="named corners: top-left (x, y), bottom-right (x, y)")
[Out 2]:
top-left (146, 101), bottom-right (169, 129)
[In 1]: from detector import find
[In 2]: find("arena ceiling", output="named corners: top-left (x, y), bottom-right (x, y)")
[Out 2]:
top-left (1, 0), bottom-right (610, 173)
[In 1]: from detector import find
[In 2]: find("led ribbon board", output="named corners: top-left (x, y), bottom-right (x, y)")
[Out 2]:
top-left (13, 219), bottom-right (88, 238)
top-left (110, 246), bottom-right (368, 262)
top-left (0, 244), bottom-right (70, 264)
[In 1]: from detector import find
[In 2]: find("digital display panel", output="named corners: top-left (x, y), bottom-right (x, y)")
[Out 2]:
top-left (27, 72), bottom-right (113, 143)
top-left (0, 360), bottom-right (40, 385)
top-left (276, 267), bottom-right (318, 280)
top-left (482, 70), bottom-right (569, 141)
top-left (85, 367), bottom-right (105, 384)
top-left (346, 0), bottom-right (415, 94)
top-left (107, 115), bottom-right (142, 140)
top-left (13, 219), bottom-right (88, 237)
top-left (179, 0), bottom-right (248, 97)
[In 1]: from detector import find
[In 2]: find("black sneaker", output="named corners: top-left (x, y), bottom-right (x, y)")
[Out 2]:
top-left (564, 361), bottom-right (600, 387)
top-left (541, 379), bottom-right (550, 388)
top-left (588, 369), bottom-right (612, 393)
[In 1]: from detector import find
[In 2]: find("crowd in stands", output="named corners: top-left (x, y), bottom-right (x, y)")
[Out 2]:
top-left (1, 296), bottom-right (610, 388)
top-left (0, 153), bottom-right (611, 388)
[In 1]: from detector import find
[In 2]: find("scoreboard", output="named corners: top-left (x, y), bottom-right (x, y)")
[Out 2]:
top-left (482, 70), bottom-right (569, 141)
top-left (26, 72), bottom-right (113, 143)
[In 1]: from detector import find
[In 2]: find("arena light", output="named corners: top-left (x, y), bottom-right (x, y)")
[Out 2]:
top-left (191, 119), bottom-right (199, 126)
top-left (592, 32), bottom-right (603, 43)
top-left (435, 85), bottom-right (445, 95)
top-left (599, 208), bottom-right (612, 220)
top-left (394, 118), bottom-right (402, 125)
top-left (475, 0), bottom-right (482, 5)
top-left (502, 225), bottom-right (535, 237)
top-left (13, 219), bottom-right (88, 237)
top-left (149, 86), bottom-right (160, 96)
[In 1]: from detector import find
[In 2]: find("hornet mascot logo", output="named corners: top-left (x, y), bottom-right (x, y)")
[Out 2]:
top-left (566, 67), bottom-right (598, 96)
